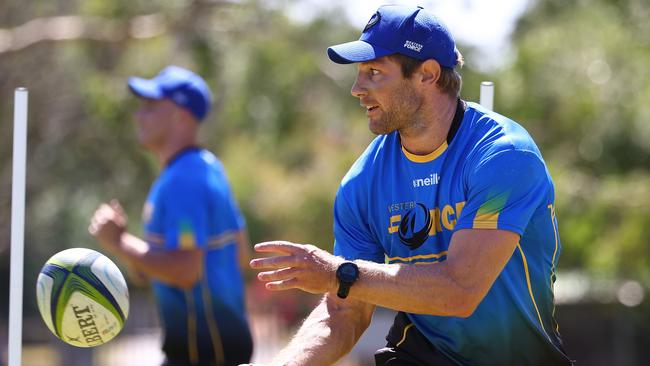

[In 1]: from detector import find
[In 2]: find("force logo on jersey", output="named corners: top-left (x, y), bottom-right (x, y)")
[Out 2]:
top-left (397, 203), bottom-right (432, 249)
top-left (388, 201), bottom-right (466, 248)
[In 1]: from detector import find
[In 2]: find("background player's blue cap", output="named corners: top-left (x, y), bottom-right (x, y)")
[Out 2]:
top-left (327, 5), bottom-right (458, 68)
top-left (128, 65), bottom-right (212, 121)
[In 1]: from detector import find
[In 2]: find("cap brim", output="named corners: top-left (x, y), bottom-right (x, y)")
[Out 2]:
top-left (327, 40), bottom-right (394, 64)
top-left (127, 77), bottom-right (164, 99)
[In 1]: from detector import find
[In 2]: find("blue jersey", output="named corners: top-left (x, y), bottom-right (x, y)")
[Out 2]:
top-left (143, 147), bottom-right (252, 365)
top-left (333, 102), bottom-right (570, 365)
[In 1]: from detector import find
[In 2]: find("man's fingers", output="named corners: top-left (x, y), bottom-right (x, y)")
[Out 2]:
top-left (98, 203), bottom-right (118, 217)
top-left (89, 216), bottom-right (109, 235)
top-left (110, 199), bottom-right (127, 219)
top-left (92, 202), bottom-right (127, 227)
top-left (90, 215), bottom-right (100, 225)
top-left (254, 241), bottom-right (305, 254)
top-left (110, 199), bottom-right (122, 210)
top-left (265, 278), bottom-right (299, 291)
top-left (250, 255), bottom-right (296, 270)
top-left (257, 267), bottom-right (299, 282)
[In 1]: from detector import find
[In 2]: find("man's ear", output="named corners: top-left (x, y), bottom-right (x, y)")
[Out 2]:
top-left (417, 59), bottom-right (442, 86)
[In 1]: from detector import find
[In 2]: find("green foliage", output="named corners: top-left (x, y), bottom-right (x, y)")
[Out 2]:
top-left (497, 0), bottom-right (650, 283)
top-left (1, 0), bottom-right (649, 323)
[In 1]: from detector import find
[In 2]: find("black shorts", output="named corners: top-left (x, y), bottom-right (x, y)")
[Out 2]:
top-left (374, 312), bottom-right (456, 366)
top-left (160, 306), bottom-right (253, 366)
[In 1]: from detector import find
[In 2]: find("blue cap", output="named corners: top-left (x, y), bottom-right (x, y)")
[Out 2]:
top-left (328, 5), bottom-right (458, 68)
top-left (128, 65), bottom-right (212, 121)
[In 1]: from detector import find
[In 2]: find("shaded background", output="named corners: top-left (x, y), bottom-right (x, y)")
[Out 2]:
top-left (1, 0), bottom-right (649, 365)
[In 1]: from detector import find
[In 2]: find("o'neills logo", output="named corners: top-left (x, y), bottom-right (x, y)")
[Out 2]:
top-left (413, 173), bottom-right (440, 188)
top-left (404, 40), bottom-right (423, 52)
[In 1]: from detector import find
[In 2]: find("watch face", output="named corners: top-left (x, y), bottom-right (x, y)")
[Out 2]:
top-left (337, 262), bottom-right (359, 282)
top-left (341, 265), bottom-right (356, 276)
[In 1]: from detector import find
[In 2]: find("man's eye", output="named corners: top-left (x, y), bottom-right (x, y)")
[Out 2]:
top-left (371, 69), bottom-right (380, 76)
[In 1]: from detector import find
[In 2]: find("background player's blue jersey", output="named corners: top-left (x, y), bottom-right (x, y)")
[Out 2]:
top-left (144, 147), bottom-right (252, 365)
top-left (334, 102), bottom-right (571, 365)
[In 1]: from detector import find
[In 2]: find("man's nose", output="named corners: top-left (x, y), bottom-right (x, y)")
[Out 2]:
top-left (351, 76), bottom-right (367, 98)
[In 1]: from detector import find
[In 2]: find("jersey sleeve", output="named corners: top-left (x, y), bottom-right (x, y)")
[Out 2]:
top-left (455, 149), bottom-right (550, 235)
top-left (158, 178), bottom-right (211, 250)
top-left (333, 187), bottom-right (384, 263)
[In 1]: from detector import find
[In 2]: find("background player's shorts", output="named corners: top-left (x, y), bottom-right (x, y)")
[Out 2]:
top-left (374, 312), bottom-right (456, 366)
top-left (160, 302), bottom-right (253, 366)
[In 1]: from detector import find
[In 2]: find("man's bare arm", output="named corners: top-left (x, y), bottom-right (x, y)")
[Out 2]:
top-left (346, 229), bottom-right (519, 316)
top-left (89, 201), bottom-right (203, 289)
top-left (253, 229), bottom-right (519, 317)
top-left (270, 294), bottom-right (374, 366)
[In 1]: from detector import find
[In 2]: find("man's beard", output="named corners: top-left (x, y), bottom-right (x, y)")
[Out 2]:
top-left (369, 81), bottom-right (423, 135)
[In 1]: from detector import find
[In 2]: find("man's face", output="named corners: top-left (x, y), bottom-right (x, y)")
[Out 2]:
top-left (351, 56), bottom-right (423, 135)
top-left (133, 99), bottom-right (179, 149)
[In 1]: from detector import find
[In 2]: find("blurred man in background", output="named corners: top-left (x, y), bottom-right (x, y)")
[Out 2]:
top-left (249, 5), bottom-right (572, 366)
top-left (89, 65), bottom-right (253, 366)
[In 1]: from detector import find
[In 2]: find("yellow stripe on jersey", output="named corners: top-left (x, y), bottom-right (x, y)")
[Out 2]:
top-left (402, 141), bottom-right (448, 163)
top-left (207, 230), bottom-right (238, 250)
top-left (179, 220), bottom-right (197, 249)
top-left (201, 276), bottom-right (224, 364)
top-left (548, 204), bottom-right (561, 332)
top-left (387, 251), bottom-right (448, 264)
top-left (396, 323), bottom-right (414, 347)
top-left (473, 212), bottom-right (500, 229)
top-left (472, 189), bottom-right (509, 229)
top-left (516, 243), bottom-right (552, 343)
top-left (184, 290), bottom-right (199, 364)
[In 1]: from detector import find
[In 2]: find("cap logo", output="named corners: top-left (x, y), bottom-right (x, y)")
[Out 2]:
top-left (171, 92), bottom-right (188, 105)
top-left (363, 12), bottom-right (381, 32)
top-left (404, 40), bottom-right (423, 52)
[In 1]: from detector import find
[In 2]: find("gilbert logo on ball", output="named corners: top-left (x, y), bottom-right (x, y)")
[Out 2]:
top-left (36, 248), bottom-right (129, 347)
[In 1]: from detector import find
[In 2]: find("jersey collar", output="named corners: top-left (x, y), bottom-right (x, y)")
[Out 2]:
top-left (165, 145), bottom-right (202, 167)
top-left (400, 98), bottom-right (465, 163)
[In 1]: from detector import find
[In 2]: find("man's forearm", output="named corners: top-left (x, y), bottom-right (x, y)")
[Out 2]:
top-left (347, 260), bottom-right (473, 316)
top-left (347, 229), bottom-right (519, 317)
top-left (271, 295), bottom-right (374, 366)
top-left (114, 232), bottom-right (203, 288)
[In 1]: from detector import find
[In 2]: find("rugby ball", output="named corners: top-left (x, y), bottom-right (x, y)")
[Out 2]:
top-left (36, 248), bottom-right (129, 347)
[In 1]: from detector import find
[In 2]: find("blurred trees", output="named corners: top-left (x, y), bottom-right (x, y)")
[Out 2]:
top-left (0, 0), bottom-right (373, 320)
top-left (496, 0), bottom-right (650, 284)
top-left (0, 0), bottom-right (648, 324)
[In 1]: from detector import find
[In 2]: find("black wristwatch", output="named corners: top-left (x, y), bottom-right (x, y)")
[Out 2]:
top-left (336, 261), bottom-right (359, 299)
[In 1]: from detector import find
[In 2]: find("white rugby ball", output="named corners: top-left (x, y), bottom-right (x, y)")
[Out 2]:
top-left (36, 248), bottom-right (129, 347)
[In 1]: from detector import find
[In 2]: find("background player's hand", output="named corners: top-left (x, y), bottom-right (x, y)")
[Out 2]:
top-left (250, 241), bottom-right (344, 295)
top-left (89, 199), bottom-right (128, 254)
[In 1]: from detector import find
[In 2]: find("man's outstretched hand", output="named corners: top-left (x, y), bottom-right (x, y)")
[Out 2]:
top-left (250, 241), bottom-right (344, 295)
